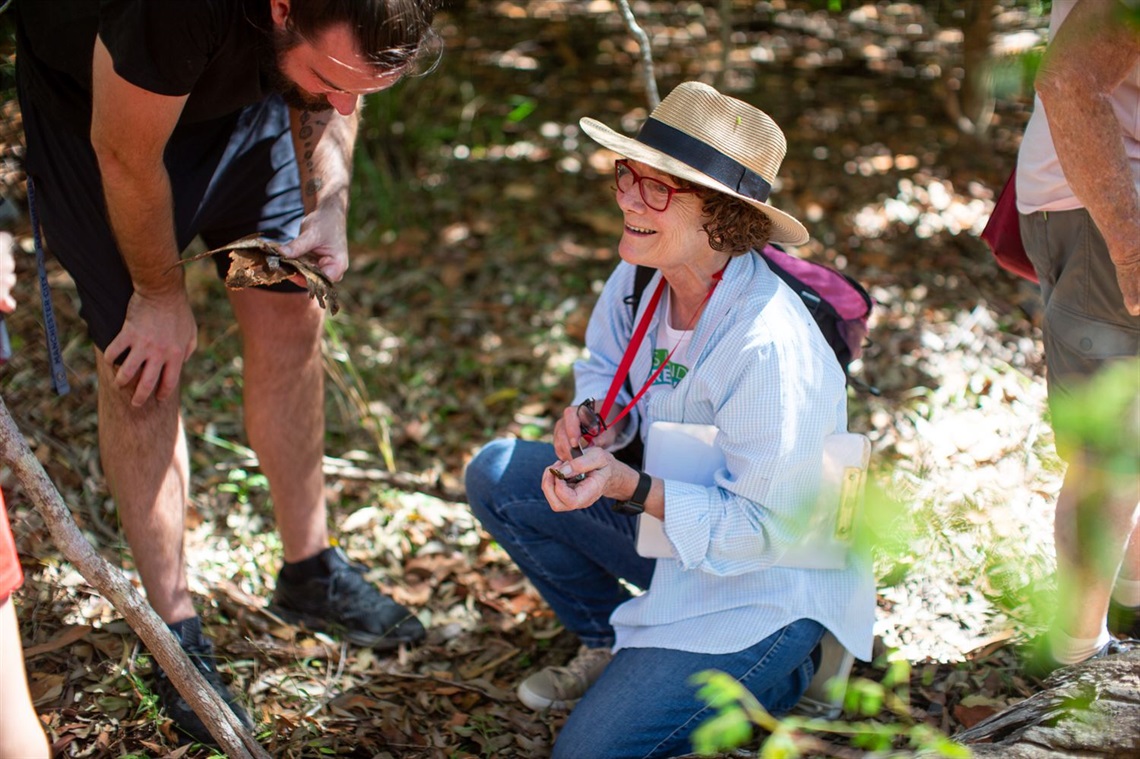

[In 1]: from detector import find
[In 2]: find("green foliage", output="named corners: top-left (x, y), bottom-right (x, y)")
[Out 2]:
top-left (123, 657), bottom-right (165, 727)
top-left (1050, 359), bottom-right (1140, 478)
top-left (1123, 0), bottom-right (1140, 28)
top-left (689, 653), bottom-right (972, 758)
top-left (348, 65), bottom-right (545, 248)
top-left (688, 671), bottom-right (766, 755)
top-left (324, 317), bottom-right (396, 471)
top-left (218, 467), bottom-right (269, 505)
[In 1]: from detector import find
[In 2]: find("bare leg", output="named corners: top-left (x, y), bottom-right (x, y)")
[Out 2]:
top-left (0, 597), bottom-right (51, 759)
top-left (96, 349), bottom-right (195, 624)
top-left (1118, 520), bottom-right (1140, 587)
top-left (228, 288), bottom-right (328, 563)
top-left (1053, 449), bottom-right (1140, 642)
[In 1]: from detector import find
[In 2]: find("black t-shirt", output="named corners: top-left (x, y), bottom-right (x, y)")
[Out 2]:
top-left (16, 0), bottom-right (275, 135)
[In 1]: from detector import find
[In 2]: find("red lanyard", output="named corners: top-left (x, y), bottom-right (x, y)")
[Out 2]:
top-left (590, 262), bottom-right (728, 440)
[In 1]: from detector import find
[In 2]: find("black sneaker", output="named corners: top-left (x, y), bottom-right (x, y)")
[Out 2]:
top-left (153, 616), bottom-right (253, 746)
top-left (1108, 599), bottom-right (1140, 639)
top-left (269, 546), bottom-right (425, 649)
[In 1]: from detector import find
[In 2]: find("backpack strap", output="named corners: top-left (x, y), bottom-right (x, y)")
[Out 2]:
top-left (621, 265), bottom-right (657, 398)
top-left (623, 265), bottom-right (657, 317)
top-left (613, 264), bottom-right (657, 467)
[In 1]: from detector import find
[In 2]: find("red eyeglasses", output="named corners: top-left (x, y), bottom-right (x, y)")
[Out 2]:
top-left (614, 159), bottom-right (697, 212)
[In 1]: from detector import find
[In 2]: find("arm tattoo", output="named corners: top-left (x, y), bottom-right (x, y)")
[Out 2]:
top-left (298, 111), bottom-right (332, 199)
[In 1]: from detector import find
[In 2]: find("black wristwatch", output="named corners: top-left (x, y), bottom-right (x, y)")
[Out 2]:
top-left (612, 470), bottom-right (652, 515)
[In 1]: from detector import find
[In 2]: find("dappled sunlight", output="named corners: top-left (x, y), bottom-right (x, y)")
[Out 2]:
top-left (865, 301), bottom-right (1058, 662)
top-left (853, 175), bottom-right (993, 240)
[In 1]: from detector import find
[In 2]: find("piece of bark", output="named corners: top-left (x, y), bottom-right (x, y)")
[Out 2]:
top-left (0, 398), bottom-right (271, 759)
top-left (180, 235), bottom-right (340, 315)
top-left (954, 649), bottom-right (1140, 758)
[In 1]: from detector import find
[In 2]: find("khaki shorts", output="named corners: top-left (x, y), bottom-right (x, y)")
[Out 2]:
top-left (1019, 209), bottom-right (1140, 402)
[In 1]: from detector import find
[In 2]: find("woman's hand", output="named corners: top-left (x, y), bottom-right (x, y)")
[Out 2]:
top-left (542, 445), bottom-right (634, 512)
top-left (552, 403), bottom-right (627, 461)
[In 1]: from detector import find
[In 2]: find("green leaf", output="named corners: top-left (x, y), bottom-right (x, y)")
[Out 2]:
top-left (690, 670), bottom-right (749, 710)
top-left (931, 736), bottom-right (974, 758)
top-left (760, 730), bottom-right (801, 759)
top-left (506, 97), bottom-right (537, 123)
top-left (882, 657), bottom-right (911, 688)
top-left (689, 707), bottom-right (752, 755)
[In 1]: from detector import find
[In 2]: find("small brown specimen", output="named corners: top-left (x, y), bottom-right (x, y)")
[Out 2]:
top-left (177, 235), bottom-right (340, 315)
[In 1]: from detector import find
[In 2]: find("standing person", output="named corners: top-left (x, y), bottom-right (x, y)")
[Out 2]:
top-left (0, 493), bottom-right (51, 759)
top-left (464, 82), bottom-right (875, 759)
top-left (0, 224), bottom-right (51, 759)
top-left (15, 0), bottom-right (438, 743)
top-left (1016, 0), bottom-right (1140, 671)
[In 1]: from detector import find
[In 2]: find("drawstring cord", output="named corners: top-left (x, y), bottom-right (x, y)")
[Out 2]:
top-left (27, 177), bottom-right (70, 395)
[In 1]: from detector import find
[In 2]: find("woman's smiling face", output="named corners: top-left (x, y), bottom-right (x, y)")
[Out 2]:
top-left (614, 161), bottom-right (711, 269)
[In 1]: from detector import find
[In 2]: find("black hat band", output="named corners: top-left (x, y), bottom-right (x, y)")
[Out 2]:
top-left (636, 119), bottom-right (772, 203)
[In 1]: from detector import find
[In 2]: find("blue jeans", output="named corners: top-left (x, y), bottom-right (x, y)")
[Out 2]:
top-left (465, 438), bottom-right (825, 759)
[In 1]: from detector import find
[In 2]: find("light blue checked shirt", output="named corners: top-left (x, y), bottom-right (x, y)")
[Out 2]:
top-left (574, 252), bottom-right (875, 660)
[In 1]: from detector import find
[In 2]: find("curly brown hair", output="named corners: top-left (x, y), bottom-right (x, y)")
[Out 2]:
top-left (673, 178), bottom-right (773, 256)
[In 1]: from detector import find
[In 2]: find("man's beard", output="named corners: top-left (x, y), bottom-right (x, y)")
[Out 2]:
top-left (259, 26), bottom-right (333, 113)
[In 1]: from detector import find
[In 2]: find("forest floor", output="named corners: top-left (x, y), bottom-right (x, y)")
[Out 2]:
top-left (0, 1), bottom-right (1096, 757)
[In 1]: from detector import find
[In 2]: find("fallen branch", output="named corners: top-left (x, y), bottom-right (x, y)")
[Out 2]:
top-left (0, 397), bottom-right (271, 759)
top-left (954, 650), bottom-right (1140, 758)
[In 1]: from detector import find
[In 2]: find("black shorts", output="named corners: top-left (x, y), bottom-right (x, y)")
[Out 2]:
top-left (19, 90), bottom-right (306, 351)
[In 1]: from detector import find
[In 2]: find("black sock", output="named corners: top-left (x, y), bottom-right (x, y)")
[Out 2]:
top-left (280, 550), bottom-right (332, 582)
top-left (167, 615), bottom-right (201, 646)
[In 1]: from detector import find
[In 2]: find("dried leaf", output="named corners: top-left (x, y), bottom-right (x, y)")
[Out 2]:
top-left (23, 624), bottom-right (92, 658)
top-left (178, 234), bottom-right (340, 314)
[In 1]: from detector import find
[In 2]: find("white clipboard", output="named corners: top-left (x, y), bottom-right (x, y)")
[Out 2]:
top-left (637, 421), bottom-right (870, 569)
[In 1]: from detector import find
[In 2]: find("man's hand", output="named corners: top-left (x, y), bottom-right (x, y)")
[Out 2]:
top-left (278, 202), bottom-right (349, 283)
top-left (105, 289), bottom-right (197, 406)
top-left (1113, 255), bottom-right (1140, 316)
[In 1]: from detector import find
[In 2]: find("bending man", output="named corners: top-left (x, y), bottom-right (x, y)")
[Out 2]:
top-left (15, 0), bottom-right (438, 742)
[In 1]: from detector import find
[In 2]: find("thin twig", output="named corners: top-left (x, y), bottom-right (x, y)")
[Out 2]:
top-left (616, 0), bottom-right (660, 108)
top-left (304, 640), bottom-right (351, 718)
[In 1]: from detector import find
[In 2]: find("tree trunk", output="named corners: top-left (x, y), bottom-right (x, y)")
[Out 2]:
top-left (943, 0), bottom-right (997, 135)
top-left (0, 397), bottom-right (271, 759)
top-left (955, 650), bottom-right (1140, 757)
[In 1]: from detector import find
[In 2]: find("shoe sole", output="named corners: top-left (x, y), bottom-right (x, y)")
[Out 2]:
top-left (267, 604), bottom-right (424, 650)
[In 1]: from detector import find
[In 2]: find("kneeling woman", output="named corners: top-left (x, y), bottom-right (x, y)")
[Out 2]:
top-left (465, 82), bottom-right (874, 759)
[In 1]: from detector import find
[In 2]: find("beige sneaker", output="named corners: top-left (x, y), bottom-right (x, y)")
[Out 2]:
top-left (517, 645), bottom-right (613, 711)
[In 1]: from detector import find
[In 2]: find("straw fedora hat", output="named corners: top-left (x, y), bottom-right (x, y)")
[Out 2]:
top-left (579, 81), bottom-right (809, 246)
